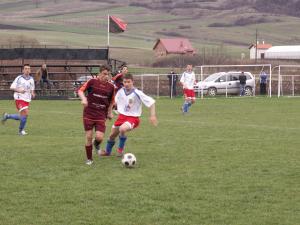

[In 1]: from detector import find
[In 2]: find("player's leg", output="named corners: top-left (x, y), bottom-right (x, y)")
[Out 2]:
top-left (102, 114), bottom-right (124, 156)
top-left (102, 127), bottom-right (119, 156)
top-left (85, 130), bottom-right (93, 165)
top-left (187, 96), bottom-right (196, 112)
top-left (186, 90), bottom-right (195, 112)
top-left (183, 97), bottom-right (190, 113)
top-left (93, 121), bottom-right (106, 153)
top-left (1, 101), bottom-right (22, 124)
top-left (187, 99), bottom-right (192, 111)
top-left (116, 122), bottom-right (132, 156)
top-left (83, 119), bottom-right (94, 165)
top-left (182, 92), bottom-right (189, 113)
top-left (19, 108), bottom-right (29, 135)
top-left (93, 131), bottom-right (104, 153)
top-left (1, 112), bottom-right (19, 124)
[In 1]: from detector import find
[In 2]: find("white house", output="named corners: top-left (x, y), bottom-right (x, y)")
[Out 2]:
top-left (264, 45), bottom-right (300, 59)
top-left (249, 42), bottom-right (272, 59)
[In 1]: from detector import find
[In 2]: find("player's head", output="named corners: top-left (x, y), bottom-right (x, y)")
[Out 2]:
top-left (186, 64), bottom-right (193, 72)
top-left (121, 65), bottom-right (128, 74)
top-left (123, 73), bottom-right (134, 90)
top-left (98, 65), bottom-right (111, 81)
top-left (23, 64), bottom-right (31, 75)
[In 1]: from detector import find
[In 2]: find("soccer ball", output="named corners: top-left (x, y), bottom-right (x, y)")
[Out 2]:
top-left (121, 153), bottom-right (136, 168)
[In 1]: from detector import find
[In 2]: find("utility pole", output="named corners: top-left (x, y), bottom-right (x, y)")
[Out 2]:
top-left (255, 28), bottom-right (258, 64)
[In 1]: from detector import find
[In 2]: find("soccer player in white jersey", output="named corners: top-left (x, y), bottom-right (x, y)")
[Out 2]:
top-left (180, 64), bottom-right (196, 114)
top-left (100, 73), bottom-right (158, 157)
top-left (1, 64), bottom-right (35, 135)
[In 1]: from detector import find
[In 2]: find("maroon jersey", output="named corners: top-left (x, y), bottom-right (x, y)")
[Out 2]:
top-left (112, 73), bottom-right (124, 91)
top-left (79, 78), bottom-right (115, 120)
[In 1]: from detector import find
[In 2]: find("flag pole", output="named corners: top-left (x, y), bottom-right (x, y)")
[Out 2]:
top-left (107, 14), bottom-right (110, 66)
top-left (107, 14), bottom-right (110, 47)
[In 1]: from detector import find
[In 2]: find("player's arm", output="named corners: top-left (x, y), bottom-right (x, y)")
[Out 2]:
top-left (78, 81), bottom-right (89, 107)
top-left (149, 103), bottom-right (158, 126)
top-left (10, 77), bottom-right (25, 93)
top-left (112, 73), bottom-right (122, 82)
top-left (193, 73), bottom-right (196, 86)
top-left (107, 89), bottom-right (116, 120)
top-left (137, 90), bottom-right (158, 126)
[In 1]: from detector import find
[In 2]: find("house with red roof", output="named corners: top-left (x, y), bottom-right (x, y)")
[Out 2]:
top-left (153, 38), bottom-right (196, 57)
top-left (249, 41), bottom-right (272, 59)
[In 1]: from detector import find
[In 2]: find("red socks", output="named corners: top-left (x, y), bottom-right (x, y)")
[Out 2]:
top-left (85, 145), bottom-right (93, 160)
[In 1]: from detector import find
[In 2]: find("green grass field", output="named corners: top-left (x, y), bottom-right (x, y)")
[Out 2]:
top-left (0, 98), bottom-right (299, 225)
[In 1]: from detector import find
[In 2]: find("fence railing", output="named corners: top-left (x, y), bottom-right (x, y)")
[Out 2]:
top-left (1, 64), bottom-right (300, 99)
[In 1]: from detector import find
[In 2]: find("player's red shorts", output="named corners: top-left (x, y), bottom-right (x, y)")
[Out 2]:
top-left (113, 114), bottom-right (140, 130)
top-left (83, 118), bottom-right (106, 132)
top-left (15, 100), bottom-right (30, 112)
top-left (184, 89), bottom-right (196, 100)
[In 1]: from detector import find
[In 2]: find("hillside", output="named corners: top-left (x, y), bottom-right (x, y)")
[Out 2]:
top-left (0, 0), bottom-right (300, 64)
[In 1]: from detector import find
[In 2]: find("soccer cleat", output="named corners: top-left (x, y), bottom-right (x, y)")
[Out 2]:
top-left (1, 113), bottom-right (8, 124)
top-left (19, 130), bottom-right (28, 136)
top-left (85, 159), bottom-right (93, 165)
top-left (93, 139), bottom-right (100, 152)
top-left (98, 149), bottom-right (111, 156)
top-left (116, 149), bottom-right (124, 157)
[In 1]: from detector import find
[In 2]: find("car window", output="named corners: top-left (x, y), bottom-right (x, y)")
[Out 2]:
top-left (204, 73), bottom-right (223, 82)
top-left (246, 74), bottom-right (252, 80)
top-left (230, 74), bottom-right (239, 81)
top-left (216, 75), bottom-right (227, 82)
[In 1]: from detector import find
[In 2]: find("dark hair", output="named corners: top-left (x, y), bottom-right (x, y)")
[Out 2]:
top-left (99, 64), bottom-right (111, 72)
top-left (123, 73), bottom-right (133, 81)
top-left (23, 64), bottom-right (30, 68)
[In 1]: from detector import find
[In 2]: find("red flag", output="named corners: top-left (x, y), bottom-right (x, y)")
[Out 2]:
top-left (109, 16), bottom-right (127, 33)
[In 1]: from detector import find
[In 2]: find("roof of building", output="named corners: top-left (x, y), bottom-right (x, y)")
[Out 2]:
top-left (266, 45), bottom-right (300, 53)
top-left (153, 38), bottom-right (195, 54)
top-left (249, 43), bottom-right (272, 50)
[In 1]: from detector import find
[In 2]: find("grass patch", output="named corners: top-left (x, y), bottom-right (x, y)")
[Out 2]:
top-left (0, 97), bottom-right (299, 225)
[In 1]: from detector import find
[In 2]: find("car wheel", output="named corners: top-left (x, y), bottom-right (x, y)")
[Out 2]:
top-left (245, 86), bottom-right (253, 96)
top-left (208, 87), bottom-right (217, 96)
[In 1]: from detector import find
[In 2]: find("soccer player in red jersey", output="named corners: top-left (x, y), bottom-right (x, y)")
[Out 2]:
top-left (111, 65), bottom-right (128, 113)
top-left (112, 65), bottom-right (128, 92)
top-left (78, 65), bottom-right (115, 165)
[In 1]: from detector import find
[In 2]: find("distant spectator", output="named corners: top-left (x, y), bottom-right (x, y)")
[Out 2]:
top-left (239, 71), bottom-right (247, 96)
top-left (167, 70), bottom-right (178, 98)
top-left (260, 70), bottom-right (268, 95)
top-left (36, 64), bottom-right (50, 89)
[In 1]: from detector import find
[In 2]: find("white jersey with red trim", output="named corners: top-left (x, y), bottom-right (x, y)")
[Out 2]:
top-left (116, 88), bottom-right (155, 117)
top-left (180, 71), bottom-right (195, 90)
top-left (10, 75), bottom-right (35, 102)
